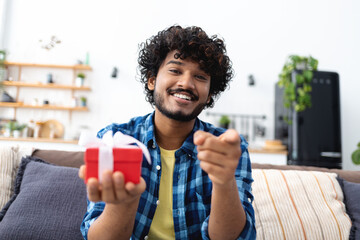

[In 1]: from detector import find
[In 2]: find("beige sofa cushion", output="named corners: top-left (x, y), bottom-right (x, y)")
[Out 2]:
top-left (0, 145), bottom-right (33, 209)
top-left (253, 169), bottom-right (351, 240)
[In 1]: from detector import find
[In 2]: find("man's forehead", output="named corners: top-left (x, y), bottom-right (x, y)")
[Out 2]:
top-left (162, 50), bottom-right (210, 75)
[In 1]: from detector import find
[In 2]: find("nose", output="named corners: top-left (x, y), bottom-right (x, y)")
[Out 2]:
top-left (177, 72), bottom-right (195, 89)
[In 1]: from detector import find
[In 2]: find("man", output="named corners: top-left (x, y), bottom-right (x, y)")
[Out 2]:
top-left (80, 25), bottom-right (256, 240)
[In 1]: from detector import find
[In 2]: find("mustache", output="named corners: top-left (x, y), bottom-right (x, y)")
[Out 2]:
top-left (167, 88), bottom-right (199, 101)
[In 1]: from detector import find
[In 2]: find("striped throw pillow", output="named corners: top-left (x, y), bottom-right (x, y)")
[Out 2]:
top-left (0, 146), bottom-right (33, 209)
top-left (253, 169), bottom-right (351, 240)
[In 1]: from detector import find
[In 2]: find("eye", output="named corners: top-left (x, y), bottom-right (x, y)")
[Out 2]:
top-left (169, 69), bottom-right (181, 74)
top-left (195, 75), bottom-right (208, 81)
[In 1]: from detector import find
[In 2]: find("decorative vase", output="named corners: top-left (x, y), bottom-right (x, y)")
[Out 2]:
top-left (4, 129), bottom-right (11, 137)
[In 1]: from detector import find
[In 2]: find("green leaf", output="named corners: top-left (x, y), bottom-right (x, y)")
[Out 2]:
top-left (279, 54), bottom-right (318, 112)
top-left (297, 88), bottom-right (305, 96)
top-left (286, 65), bottom-right (294, 72)
top-left (290, 55), bottom-right (301, 63)
top-left (290, 93), bottom-right (296, 101)
top-left (296, 75), bottom-right (304, 84)
top-left (303, 84), bottom-right (312, 92)
top-left (295, 104), bottom-right (302, 112)
top-left (303, 70), bottom-right (313, 82)
top-left (309, 56), bottom-right (319, 70)
top-left (304, 94), bottom-right (311, 107)
top-left (352, 149), bottom-right (360, 165)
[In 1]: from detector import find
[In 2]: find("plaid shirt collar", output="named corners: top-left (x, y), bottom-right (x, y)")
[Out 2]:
top-left (143, 111), bottom-right (205, 159)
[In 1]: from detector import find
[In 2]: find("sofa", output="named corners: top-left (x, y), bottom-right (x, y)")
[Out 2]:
top-left (0, 147), bottom-right (359, 240)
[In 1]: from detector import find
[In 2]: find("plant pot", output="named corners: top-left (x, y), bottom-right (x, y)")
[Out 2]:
top-left (75, 77), bottom-right (84, 87)
top-left (13, 130), bottom-right (21, 138)
top-left (220, 123), bottom-right (229, 129)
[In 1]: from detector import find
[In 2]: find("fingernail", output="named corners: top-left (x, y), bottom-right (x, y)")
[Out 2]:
top-left (114, 173), bottom-right (122, 184)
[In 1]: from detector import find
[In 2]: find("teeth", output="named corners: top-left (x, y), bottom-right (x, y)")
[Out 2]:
top-left (174, 93), bottom-right (191, 100)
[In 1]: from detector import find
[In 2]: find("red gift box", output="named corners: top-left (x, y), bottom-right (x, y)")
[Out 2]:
top-left (85, 147), bottom-right (143, 184)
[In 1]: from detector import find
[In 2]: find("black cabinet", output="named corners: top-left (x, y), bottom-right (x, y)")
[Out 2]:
top-left (275, 71), bottom-right (342, 169)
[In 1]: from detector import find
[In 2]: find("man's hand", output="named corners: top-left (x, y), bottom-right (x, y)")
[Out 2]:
top-left (195, 129), bottom-right (246, 239)
top-left (79, 166), bottom-right (146, 204)
top-left (194, 129), bottom-right (242, 185)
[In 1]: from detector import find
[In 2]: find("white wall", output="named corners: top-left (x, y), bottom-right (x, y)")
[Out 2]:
top-left (0, 0), bottom-right (7, 48)
top-left (1, 0), bottom-right (360, 170)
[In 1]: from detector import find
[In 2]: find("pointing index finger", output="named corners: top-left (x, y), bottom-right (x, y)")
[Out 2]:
top-left (193, 130), bottom-right (209, 146)
top-left (219, 129), bottom-right (241, 145)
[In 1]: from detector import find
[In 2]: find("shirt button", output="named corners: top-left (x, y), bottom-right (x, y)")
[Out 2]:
top-left (144, 236), bottom-right (148, 240)
top-left (156, 200), bottom-right (160, 205)
top-left (188, 154), bottom-right (192, 158)
top-left (156, 165), bottom-right (161, 170)
top-left (152, 143), bottom-right (156, 149)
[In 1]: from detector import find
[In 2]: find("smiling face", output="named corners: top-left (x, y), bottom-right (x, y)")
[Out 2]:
top-left (148, 51), bottom-right (211, 122)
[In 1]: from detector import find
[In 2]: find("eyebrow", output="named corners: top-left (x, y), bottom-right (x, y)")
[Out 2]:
top-left (166, 60), bottom-right (184, 66)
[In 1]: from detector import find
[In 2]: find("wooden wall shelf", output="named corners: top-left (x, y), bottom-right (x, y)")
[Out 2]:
top-left (0, 102), bottom-right (88, 111)
top-left (2, 61), bottom-right (92, 121)
top-left (0, 136), bottom-right (78, 144)
top-left (2, 81), bottom-right (91, 90)
top-left (4, 61), bottom-right (92, 70)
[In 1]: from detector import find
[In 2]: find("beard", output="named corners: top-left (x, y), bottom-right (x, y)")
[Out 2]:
top-left (153, 88), bottom-right (207, 122)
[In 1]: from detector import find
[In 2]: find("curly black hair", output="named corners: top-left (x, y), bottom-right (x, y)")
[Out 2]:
top-left (137, 25), bottom-right (234, 108)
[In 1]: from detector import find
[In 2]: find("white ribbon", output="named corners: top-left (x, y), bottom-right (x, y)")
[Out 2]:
top-left (98, 146), bottom-right (114, 183)
top-left (79, 130), bottom-right (151, 182)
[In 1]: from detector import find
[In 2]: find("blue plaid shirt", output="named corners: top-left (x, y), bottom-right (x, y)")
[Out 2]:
top-left (80, 112), bottom-right (256, 240)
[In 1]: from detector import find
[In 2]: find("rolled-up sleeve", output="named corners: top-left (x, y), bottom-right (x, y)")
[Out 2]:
top-left (80, 200), bottom-right (106, 240)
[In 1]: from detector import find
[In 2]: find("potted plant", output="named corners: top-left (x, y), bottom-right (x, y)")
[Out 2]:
top-left (219, 115), bottom-right (230, 129)
top-left (277, 55), bottom-right (319, 114)
top-left (75, 73), bottom-right (86, 87)
top-left (4, 121), bottom-right (26, 138)
top-left (352, 142), bottom-right (360, 165)
top-left (13, 122), bottom-right (27, 138)
top-left (80, 96), bottom-right (87, 107)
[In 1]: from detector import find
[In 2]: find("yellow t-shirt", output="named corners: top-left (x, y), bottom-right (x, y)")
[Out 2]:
top-left (147, 147), bottom-right (176, 240)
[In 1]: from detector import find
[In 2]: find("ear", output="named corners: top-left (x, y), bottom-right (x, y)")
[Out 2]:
top-left (147, 76), bottom-right (156, 90)
top-left (206, 95), bottom-right (212, 104)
